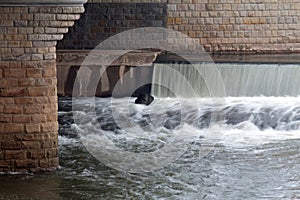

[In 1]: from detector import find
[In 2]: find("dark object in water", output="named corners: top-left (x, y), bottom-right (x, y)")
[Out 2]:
top-left (135, 94), bottom-right (154, 106)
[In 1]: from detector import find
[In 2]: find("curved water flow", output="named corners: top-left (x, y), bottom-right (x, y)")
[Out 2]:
top-left (54, 96), bottom-right (300, 199)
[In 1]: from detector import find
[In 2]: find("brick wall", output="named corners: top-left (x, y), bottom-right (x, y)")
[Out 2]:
top-left (58, 0), bottom-right (300, 53)
top-left (58, 2), bottom-right (167, 49)
top-left (0, 6), bottom-right (85, 173)
top-left (167, 0), bottom-right (300, 53)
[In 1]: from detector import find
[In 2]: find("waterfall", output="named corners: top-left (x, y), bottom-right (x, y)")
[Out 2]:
top-left (151, 63), bottom-right (300, 97)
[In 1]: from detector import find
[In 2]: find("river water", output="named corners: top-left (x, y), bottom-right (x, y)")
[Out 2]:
top-left (1, 96), bottom-right (300, 199)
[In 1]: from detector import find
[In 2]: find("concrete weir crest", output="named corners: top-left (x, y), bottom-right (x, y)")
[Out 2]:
top-left (0, 0), bottom-right (86, 173)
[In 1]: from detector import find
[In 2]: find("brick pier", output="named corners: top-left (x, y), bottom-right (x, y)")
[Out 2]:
top-left (0, 0), bottom-right (86, 173)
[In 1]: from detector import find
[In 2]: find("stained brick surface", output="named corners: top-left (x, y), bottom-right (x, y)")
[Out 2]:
top-left (0, 5), bottom-right (85, 173)
top-left (59, 0), bottom-right (300, 53)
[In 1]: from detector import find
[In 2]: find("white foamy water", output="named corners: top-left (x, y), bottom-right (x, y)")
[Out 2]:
top-left (69, 96), bottom-right (300, 157)
top-left (55, 96), bottom-right (300, 199)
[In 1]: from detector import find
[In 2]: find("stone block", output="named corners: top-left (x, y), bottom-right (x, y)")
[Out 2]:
top-left (4, 69), bottom-right (25, 78)
top-left (18, 78), bottom-right (35, 87)
top-left (0, 115), bottom-right (12, 123)
top-left (21, 141), bottom-right (41, 149)
top-left (4, 150), bottom-right (26, 160)
top-left (12, 115), bottom-right (31, 123)
top-left (24, 105), bottom-right (43, 114)
top-left (4, 105), bottom-right (23, 114)
top-left (41, 122), bottom-right (58, 133)
top-left (16, 160), bottom-right (38, 168)
top-left (0, 79), bottom-right (18, 88)
top-left (0, 88), bottom-right (27, 97)
top-left (26, 68), bottom-right (43, 78)
top-left (31, 114), bottom-right (47, 123)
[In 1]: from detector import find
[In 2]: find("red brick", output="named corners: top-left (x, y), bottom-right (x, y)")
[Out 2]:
top-left (48, 96), bottom-right (57, 103)
top-left (21, 14), bottom-right (33, 20)
top-left (24, 105), bottom-right (43, 114)
top-left (26, 68), bottom-right (42, 78)
top-left (49, 157), bottom-right (59, 166)
top-left (35, 97), bottom-right (49, 104)
top-left (0, 88), bottom-right (26, 97)
top-left (2, 141), bottom-right (22, 150)
top-left (40, 60), bottom-right (55, 69)
top-left (47, 114), bottom-right (57, 122)
top-left (31, 114), bottom-right (47, 123)
top-left (16, 160), bottom-right (38, 168)
top-left (18, 78), bottom-right (35, 87)
top-left (28, 86), bottom-right (56, 97)
top-left (0, 115), bottom-right (12, 123)
top-left (13, 7), bottom-right (28, 13)
top-left (0, 123), bottom-right (5, 134)
top-left (0, 160), bottom-right (14, 171)
top-left (0, 78), bottom-right (18, 88)
top-left (21, 141), bottom-right (41, 149)
top-left (43, 68), bottom-right (56, 77)
top-left (4, 105), bottom-right (23, 114)
top-left (39, 157), bottom-right (59, 168)
top-left (0, 62), bottom-right (9, 68)
top-left (35, 78), bottom-right (56, 86)
top-left (41, 122), bottom-right (58, 133)
top-left (42, 104), bottom-right (57, 114)
top-left (41, 141), bottom-right (53, 148)
top-left (20, 41), bottom-right (32, 48)
top-left (3, 69), bottom-right (25, 78)
top-left (27, 150), bottom-right (46, 159)
top-left (9, 61), bottom-right (21, 68)
top-left (15, 133), bottom-right (45, 141)
top-left (0, 98), bottom-right (14, 104)
top-left (15, 97), bottom-right (49, 105)
top-left (15, 97), bottom-right (35, 104)
top-left (13, 115), bottom-right (31, 123)
top-left (37, 47), bottom-right (50, 54)
top-left (21, 61), bottom-right (41, 68)
top-left (45, 148), bottom-right (58, 158)
top-left (3, 124), bottom-right (24, 133)
top-left (4, 150), bottom-right (26, 160)
top-left (25, 124), bottom-right (40, 133)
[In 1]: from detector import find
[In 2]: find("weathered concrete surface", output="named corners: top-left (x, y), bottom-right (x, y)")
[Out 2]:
top-left (56, 50), bottom-right (159, 97)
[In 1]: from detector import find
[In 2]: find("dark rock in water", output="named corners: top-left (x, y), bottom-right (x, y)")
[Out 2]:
top-left (58, 112), bottom-right (74, 126)
top-left (135, 94), bottom-right (154, 106)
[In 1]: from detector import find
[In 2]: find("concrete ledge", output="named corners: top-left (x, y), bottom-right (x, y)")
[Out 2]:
top-left (156, 53), bottom-right (300, 64)
top-left (0, 0), bottom-right (87, 6)
top-left (57, 50), bottom-right (161, 66)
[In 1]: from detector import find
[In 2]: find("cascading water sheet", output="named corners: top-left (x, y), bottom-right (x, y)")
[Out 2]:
top-left (152, 63), bottom-right (300, 97)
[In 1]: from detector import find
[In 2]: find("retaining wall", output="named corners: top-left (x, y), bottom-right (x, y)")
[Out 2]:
top-left (58, 0), bottom-right (300, 53)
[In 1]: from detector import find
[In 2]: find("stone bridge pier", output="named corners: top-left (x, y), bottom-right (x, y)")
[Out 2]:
top-left (0, 0), bottom-right (86, 173)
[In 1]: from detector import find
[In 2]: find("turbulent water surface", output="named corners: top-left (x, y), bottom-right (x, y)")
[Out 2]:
top-left (1, 96), bottom-right (300, 199)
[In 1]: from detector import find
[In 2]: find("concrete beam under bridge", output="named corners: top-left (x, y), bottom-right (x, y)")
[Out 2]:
top-left (0, 0), bottom-right (86, 173)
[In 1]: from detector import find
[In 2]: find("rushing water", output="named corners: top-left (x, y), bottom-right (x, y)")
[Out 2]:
top-left (1, 96), bottom-right (300, 199)
top-left (152, 63), bottom-right (300, 97)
